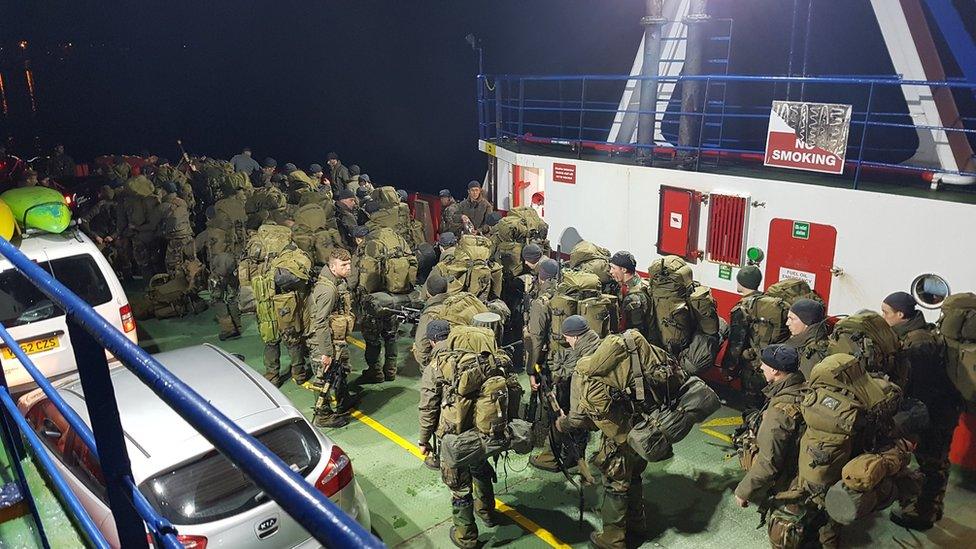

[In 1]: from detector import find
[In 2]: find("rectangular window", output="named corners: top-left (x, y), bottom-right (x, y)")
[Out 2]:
top-left (0, 254), bottom-right (112, 328)
top-left (706, 194), bottom-right (749, 265)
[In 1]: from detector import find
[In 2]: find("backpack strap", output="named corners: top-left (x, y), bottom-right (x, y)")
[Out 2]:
top-left (622, 332), bottom-right (647, 403)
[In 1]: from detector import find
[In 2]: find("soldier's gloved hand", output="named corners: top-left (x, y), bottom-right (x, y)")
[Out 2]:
top-left (734, 494), bottom-right (748, 508)
top-left (418, 441), bottom-right (430, 456)
top-left (321, 355), bottom-right (333, 367)
top-left (529, 374), bottom-right (539, 392)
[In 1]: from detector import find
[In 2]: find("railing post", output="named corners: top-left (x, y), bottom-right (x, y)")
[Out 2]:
top-left (0, 368), bottom-right (50, 549)
top-left (853, 82), bottom-right (875, 189)
top-left (68, 318), bottom-right (149, 549)
top-left (494, 80), bottom-right (502, 140)
top-left (577, 77), bottom-right (587, 159)
top-left (518, 78), bottom-right (525, 151)
top-left (695, 77), bottom-right (711, 172)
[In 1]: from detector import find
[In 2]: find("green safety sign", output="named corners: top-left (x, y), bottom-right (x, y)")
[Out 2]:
top-left (718, 265), bottom-right (733, 280)
top-left (792, 221), bottom-right (810, 240)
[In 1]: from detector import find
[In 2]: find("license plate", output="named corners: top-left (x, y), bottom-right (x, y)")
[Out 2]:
top-left (1, 336), bottom-right (60, 360)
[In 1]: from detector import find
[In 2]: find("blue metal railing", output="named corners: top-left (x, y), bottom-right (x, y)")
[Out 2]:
top-left (477, 73), bottom-right (976, 188)
top-left (0, 236), bottom-right (382, 549)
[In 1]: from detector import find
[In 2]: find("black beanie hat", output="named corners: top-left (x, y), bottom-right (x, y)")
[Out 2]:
top-left (790, 298), bottom-right (825, 326)
top-left (538, 258), bottom-right (560, 280)
top-left (426, 273), bottom-right (448, 296)
top-left (609, 251), bottom-right (637, 272)
top-left (352, 225), bottom-right (369, 238)
top-left (561, 315), bottom-right (589, 337)
top-left (365, 200), bottom-right (382, 214)
top-left (486, 212), bottom-right (502, 226)
top-left (467, 180), bottom-right (481, 190)
top-left (335, 189), bottom-right (355, 200)
top-left (426, 320), bottom-right (451, 342)
top-left (438, 232), bottom-right (457, 247)
top-left (521, 243), bottom-right (543, 263)
top-left (883, 291), bottom-right (916, 317)
top-left (349, 164), bottom-right (361, 175)
top-left (761, 344), bottom-right (800, 373)
top-left (736, 265), bottom-right (762, 291)
top-left (263, 157), bottom-right (277, 168)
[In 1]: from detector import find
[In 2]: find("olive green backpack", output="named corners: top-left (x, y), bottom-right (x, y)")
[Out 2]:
top-left (766, 278), bottom-right (823, 306)
top-left (436, 235), bottom-right (503, 300)
top-left (548, 271), bottom-right (618, 345)
top-left (735, 292), bottom-right (792, 355)
top-left (436, 326), bottom-right (522, 438)
top-left (938, 292), bottom-right (976, 402)
top-left (569, 240), bottom-right (613, 288)
top-left (799, 354), bottom-right (903, 503)
top-left (828, 312), bottom-right (908, 387)
top-left (358, 227), bottom-right (418, 294)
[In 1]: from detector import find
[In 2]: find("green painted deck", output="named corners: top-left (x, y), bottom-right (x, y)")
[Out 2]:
top-left (2, 294), bottom-right (976, 547)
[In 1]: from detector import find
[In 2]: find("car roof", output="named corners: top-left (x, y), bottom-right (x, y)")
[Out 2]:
top-left (57, 344), bottom-right (285, 473)
top-left (1, 229), bottom-right (97, 266)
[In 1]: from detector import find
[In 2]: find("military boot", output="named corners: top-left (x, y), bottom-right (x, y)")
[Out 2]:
top-left (473, 477), bottom-right (498, 527)
top-left (383, 357), bottom-right (398, 381)
top-left (528, 449), bottom-right (561, 473)
top-left (450, 497), bottom-right (479, 549)
top-left (890, 504), bottom-right (935, 531)
top-left (359, 364), bottom-right (384, 384)
top-left (626, 480), bottom-right (646, 534)
top-left (590, 492), bottom-right (628, 549)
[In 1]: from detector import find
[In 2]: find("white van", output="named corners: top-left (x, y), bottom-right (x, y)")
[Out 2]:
top-left (0, 230), bottom-right (135, 393)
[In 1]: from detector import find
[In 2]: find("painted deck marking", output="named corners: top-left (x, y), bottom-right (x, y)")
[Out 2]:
top-left (700, 416), bottom-right (744, 428)
top-left (346, 337), bottom-right (571, 549)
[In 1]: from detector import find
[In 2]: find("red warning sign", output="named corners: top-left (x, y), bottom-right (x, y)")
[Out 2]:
top-left (553, 163), bottom-right (576, 184)
top-left (764, 101), bottom-right (851, 175)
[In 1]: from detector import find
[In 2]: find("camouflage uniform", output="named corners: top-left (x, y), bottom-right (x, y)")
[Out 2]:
top-left (116, 176), bottom-right (159, 279)
top-left (440, 199), bottom-right (462, 237)
top-left (418, 349), bottom-right (496, 548)
top-left (785, 320), bottom-right (830, 380)
top-left (305, 267), bottom-right (355, 424)
top-left (413, 292), bottom-right (450, 366)
top-left (725, 291), bottom-right (769, 402)
top-left (557, 374), bottom-right (647, 548)
top-left (337, 202), bottom-right (360, 249)
top-left (893, 311), bottom-right (962, 526)
top-left (158, 192), bottom-right (196, 281)
top-left (456, 196), bottom-right (492, 233)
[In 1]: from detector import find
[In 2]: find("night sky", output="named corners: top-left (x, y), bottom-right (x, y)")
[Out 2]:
top-left (1, 1), bottom-right (969, 195)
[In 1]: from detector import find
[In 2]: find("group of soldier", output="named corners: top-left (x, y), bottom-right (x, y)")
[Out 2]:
top-left (71, 145), bottom-right (966, 549)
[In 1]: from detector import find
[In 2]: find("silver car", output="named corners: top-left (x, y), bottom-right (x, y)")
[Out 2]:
top-left (18, 344), bottom-right (370, 548)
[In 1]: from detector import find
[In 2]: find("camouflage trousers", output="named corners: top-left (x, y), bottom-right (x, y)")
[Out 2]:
top-left (311, 344), bottom-right (350, 415)
top-left (909, 417), bottom-right (957, 520)
top-left (212, 282), bottom-right (241, 338)
top-left (264, 329), bottom-right (307, 382)
top-left (592, 435), bottom-right (648, 546)
top-left (442, 458), bottom-right (495, 511)
top-left (361, 314), bottom-right (401, 374)
top-left (164, 234), bottom-right (196, 280)
top-left (766, 503), bottom-right (839, 549)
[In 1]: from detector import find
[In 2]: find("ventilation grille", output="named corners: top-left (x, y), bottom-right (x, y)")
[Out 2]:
top-left (706, 194), bottom-right (748, 265)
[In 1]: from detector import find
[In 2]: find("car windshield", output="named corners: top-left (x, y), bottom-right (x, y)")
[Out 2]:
top-left (0, 253), bottom-right (112, 328)
top-left (139, 420), bottom-right (322, 525)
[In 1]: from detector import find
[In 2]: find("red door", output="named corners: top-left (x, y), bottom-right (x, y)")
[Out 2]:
top-left (764, 218), bottom-right (837, 306)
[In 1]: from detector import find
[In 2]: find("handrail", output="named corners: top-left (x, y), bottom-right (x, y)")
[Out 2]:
top-left (0, 322), bottom-right (183, 549)
top-left (483, 73), bottom-right (976, 88)
top-left (0, 236), bottom-right (382, 549)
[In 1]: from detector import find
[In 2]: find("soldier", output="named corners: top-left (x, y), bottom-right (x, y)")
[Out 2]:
top-left (229, 146), bottom-right (261, 174)
top-left (556, 339), bottom-right (647, 548)
top-left (345, 164), bottom-right (362, 194)
top-left (524, 258), bottom-right (561, 381)
top-left (47, 143), bottom-right (75, 180)
top-left (608, 251), bottom-right (652, 339)
top-left (116, 175), bottom-right (159, 279)
top-left (521, 243), bottom-right (544, 276)
top-left (457, 180), bottom-right (493, 234)
top-left (154, 158), bottom-right (196, 225)
top-left (413, 274), bottom-right (450, 367)
top-left (884, 292), bottom-right (962, 531)
top-left (438, 189), bottom-right (461, 236)
top-left (252, 157), bottom-right (277, 188)
top-left (417, 319), bottom-right (451, 470)
top-left (335, 189), bottom-right (360, 248)
top-left (359, 270), bottom-right (404, 384)
top-left (309, 163), bottom-right (325, 186)
top-left (724, 265), bottom-right (767, 402)
top-left (732, 344), bottom-right (812, 548)
top-left (157, 181), bottom-right (196, 281)
top-left (199, 207), bottom-right (242, 340)
top-left (359, 173), bottom-right (375, 193)
top-left (327, 152), bottom-right (351, 190)
top-left (784, 298), bottom-right (829, 379)
top-left (531, 316), bottom-right (596, 474)
top-left (105, 155), bottom-right (131, 187)
top-left (245, 175), bottom-right (289, 230)
top-left (306, 248), bottom-right (356, 428)
top-left (78, 185), bottom-right (119, 266)
top-left (418, 319), bottom-right (499, 548)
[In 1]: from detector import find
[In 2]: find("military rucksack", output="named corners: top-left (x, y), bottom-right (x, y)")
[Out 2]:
top-left (645, 256), bottom-right (696, 354)
top-left (371, 186), bottom-right (401, 209)
top-left (493, 207), bottom-right (551, 277)
top-left (145, 273), bottom-right (206, 319)
top-left (568, 240), bottom-right (613, 289)
top-left (238, 224), bottom-right (302, 312)
top-left (436, 292), bottom-right (490, 327)
top-left (358, 227), bottom-right (418, 294)
top-left (436, 235), bottom-right (503, 300)
top-left (736, 293), bottom-right (792, 355)
top-left (767, 278), bottom-right (823, 306)
top-left (647, 255), bottom-right (694, 299)
top-left (548, 271), bottom-right (618, 345)
top-left (799, 354), bottom-right (903, 503)
top-left (937, 292), bottom-right (976, 402)
top-left (436, 326), bottom-right (522, 438)
top-left (828, 312), bottom-right (908, 387)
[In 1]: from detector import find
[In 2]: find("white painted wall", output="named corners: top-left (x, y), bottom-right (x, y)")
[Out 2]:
top-left (483, 140), bottom-right (976, 321)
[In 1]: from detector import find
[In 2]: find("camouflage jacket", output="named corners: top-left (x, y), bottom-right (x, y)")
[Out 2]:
top-left (786, 320), bottom-right (831, 380)
top-left (734, 371), bottom-right (806, 504)
top-left (304, 268), bottom-right (353, 359)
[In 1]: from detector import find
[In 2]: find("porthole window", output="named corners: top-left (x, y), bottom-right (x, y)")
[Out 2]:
top-left (911, 274), bottom-right (950, 309)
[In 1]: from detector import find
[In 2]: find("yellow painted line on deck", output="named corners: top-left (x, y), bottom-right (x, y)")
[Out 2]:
top-left (699, 416), bottom-right (743, 428)
top-left (345, 336), bottom-right (570, 549)
top-left (700, 428), bottom-right (733, 444)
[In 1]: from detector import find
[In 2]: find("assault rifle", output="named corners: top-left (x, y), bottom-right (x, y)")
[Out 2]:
top-left (379, 305), bottom-right (423, 323)
top-left (176, 139), bottom-right (197, 173)
top-left (533, 364), bottom-right (590, 527)
top-left (310, 356), bottom-right (345, 423)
